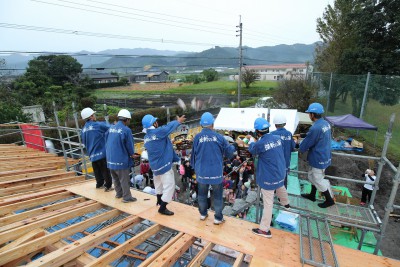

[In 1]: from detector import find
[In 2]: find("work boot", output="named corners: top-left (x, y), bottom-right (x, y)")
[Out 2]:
top-left (158, 200), bottom-right (174, 216)
top-left (318, 190), bottom-right (335, 208)
top-left (301, 185), bottom-right (317, 202)
top-left (156, 194), bottom-right (162, 206)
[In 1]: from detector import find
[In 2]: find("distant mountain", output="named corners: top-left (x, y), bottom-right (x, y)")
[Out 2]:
top-left (0, 43), bottom-right (318, 72)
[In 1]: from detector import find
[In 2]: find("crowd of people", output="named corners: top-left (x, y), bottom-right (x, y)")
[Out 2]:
top-left (81, 102), bottom-right (346, 238)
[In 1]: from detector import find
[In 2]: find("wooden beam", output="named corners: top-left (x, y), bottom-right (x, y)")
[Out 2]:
top-left (0, 209), bottom-right (121, 266)
top-left (0, 191), bottom-right (72, 215)
top-left (0, 171), bottom-right (72, 184)
top-left (0, 169), bottom-right (66, 182)
top-left (127, 234), bottom-right (187, 267)
top-left (0, 166), bottom-right (58, 178)
top-left (0, 201), bottom-right (101, 245)
top-left (0, 173), bottom-right (76, 188)
top-left (0, 154), bottom-right (57, 161)
top-left (0, 176), bottom-right (85, 196)
top-left (232, 252), bottom-right (245, 267)
top-left (187, 241), bottom-right (214, 267)
top-left (0, 228), bottom-right (45, 253)
top-left (25, 215), bottom-right (141, 267)
top-left (85, 223), bottom-right (162, 267)
top-left (0, 197), bottom-right (86, 229)
top-left (147, 233), bottom-right (196, 267)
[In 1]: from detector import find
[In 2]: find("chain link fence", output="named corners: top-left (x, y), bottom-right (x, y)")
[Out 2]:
top-left (311, 72), bottom-right (400, 160)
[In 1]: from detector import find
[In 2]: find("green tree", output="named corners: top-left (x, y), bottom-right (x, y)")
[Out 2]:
top-left (201, 68), bottom-right (218, 82)
top-left (12, 55), bottom-right (91, 120)
top-left (242, 68), bottom-right (260, 88)
top-left (272, 78), bottom-right (318, 112)
top-left (315, 0), bottom-right (400, 113)
top-left (185, 74), bottom-right (202, 84)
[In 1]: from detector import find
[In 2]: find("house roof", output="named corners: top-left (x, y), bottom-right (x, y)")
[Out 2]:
top-left (134, 71), bottom-right (169, 76)
top-left (84, 73), bottom-right (118, 79)
top-left (244, 64), bottom-right (307, 69)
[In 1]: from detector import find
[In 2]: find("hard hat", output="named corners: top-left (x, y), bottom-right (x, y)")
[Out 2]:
top-left (273, 114), bottom-right (287, 125)
top-left (305, 103), bottom-right (324, 114)
top-left (117, 109), bottom-right (132, 119)
top-left (142, 114), bottom-right (158, 128)
top-left (141, 150), bottom-right (148, 161)
top-left (81, 108), bottom-right (95, 120)
top-left (200, 112), bottom-right (214, 126)
top-left (254, 117), bottom-right (270, 130)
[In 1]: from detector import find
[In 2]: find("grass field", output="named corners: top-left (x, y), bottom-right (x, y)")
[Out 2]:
top-left (93, 80), bottom-right (278, 99)
top-left (326, 98), bottom-right (400, 161)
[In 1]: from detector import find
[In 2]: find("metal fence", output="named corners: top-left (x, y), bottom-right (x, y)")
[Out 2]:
top-left (311, 72), bottom-right (400, 159)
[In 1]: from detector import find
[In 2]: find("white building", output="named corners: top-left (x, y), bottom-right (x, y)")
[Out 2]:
top-left (238, 64), bottom-right (313, 81)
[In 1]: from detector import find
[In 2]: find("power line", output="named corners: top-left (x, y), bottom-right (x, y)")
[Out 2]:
top-left (87, 0), bottom-right (233, 28)
top-left (0, 23), bottom-right (233, 48)
top-left (31, 0), bottom-right (302, 46)
top-left (31, 0), bottom-right (234, 37)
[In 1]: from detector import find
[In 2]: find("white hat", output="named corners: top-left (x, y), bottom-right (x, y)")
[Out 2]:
top-left (81, 108), bottom-right (95, 120)
top-left (118, 109), bottom-right (132, 119)
top-left (273, 114), bottom-right (287, 125)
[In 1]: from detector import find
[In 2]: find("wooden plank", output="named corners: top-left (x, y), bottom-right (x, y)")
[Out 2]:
top-left (232, 252), bottom-right (245, 267)
top-left (0, 176), bottom-right (85, 196)
top-left (0, 197), bottom-right (86, 229)
top-left (0, 154), bottom-right (57, 161)
top-left (25, 215), bottom-right (141, 267)
top-left (0, 191), bottom-right (72, 214)
top-left (147, 233), bottom-right (196, 267)
top-left (85, 223), bottom-right (163, 267)
top-left (139, 232), bottom-right (184, 267)
top-left (3, 248), bottom-right (44, 267)
top-left (0, 166), bottom-right (58, 177)
top-left (0, 173), bottom-right (76, 188)
top-left (249, 257), bottom-right (284, 267)
top-left (0, 200), bottom-right (94, 232)
top-left (0, 228), bottom-right (45, 253)
top-left (0, 201), bottom-right (101, 245)
top-left (0, 169), bottom-right (66, 182)
top-left (0, 209), bottom-right (121, 266)
top-left (187, 241), bottom-right (214, 267)
top-left (46, 240), bottom-right (102, 267)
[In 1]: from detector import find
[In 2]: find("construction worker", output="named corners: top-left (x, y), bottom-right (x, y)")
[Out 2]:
top-left (80, 107), bottom-right (113, 191)
top-left (105, 109), bottom-right (137, 203)
top-left (248, 117), bottom-right (290, 238)
top-left (270, 113), bottom-right (296, 188)
top-left (142, 113), bottom-right (186, 215)
top-left (299, 103), bottom-right (335, 208)
top-left (190, 112), bottom-right (236, 224)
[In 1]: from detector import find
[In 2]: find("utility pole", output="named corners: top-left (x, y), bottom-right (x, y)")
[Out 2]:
top-left (236, 16), bottom-right (243, 108)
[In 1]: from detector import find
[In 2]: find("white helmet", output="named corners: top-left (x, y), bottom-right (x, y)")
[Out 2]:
top-left (273, 114), bottom-right (287, 125)
top-left (81, 108), bottom-right (95, 120)
top-left (118, 109), bottom-right (132, 119)
top-left (141, 150), bottom-right (148, 161)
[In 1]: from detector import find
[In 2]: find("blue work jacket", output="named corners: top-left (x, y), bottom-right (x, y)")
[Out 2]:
top-left (299, 118), bottom-right (332, 169)
top-left (248, 134), bottom-right (286, 190)
top-left (270, 127), bottom-right (295, 169)
top-left (144, 121), bottom-right (181, 176)
top-left (81, 120), bottom-right (110, 162)
top-left (105, 121), bottom-right (135, 170)
top-left (190, 128), bottom-right (235, 185)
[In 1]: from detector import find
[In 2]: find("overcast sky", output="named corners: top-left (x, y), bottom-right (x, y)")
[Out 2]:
top-left (0, 0), bottom-right (332, 53)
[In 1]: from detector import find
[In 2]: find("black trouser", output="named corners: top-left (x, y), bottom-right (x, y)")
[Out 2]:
top-left (92, 158), bottom-right (112, 188)
top-left (361, 187), bottom-right (373, 203)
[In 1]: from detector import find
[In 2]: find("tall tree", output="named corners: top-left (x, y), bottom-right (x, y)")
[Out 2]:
top-left (242, 68), bottom-right (260, 88)
top-left (315, 0), bottom-right (400, 114)
top-left (12, 55), bottom-right (92, 120)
